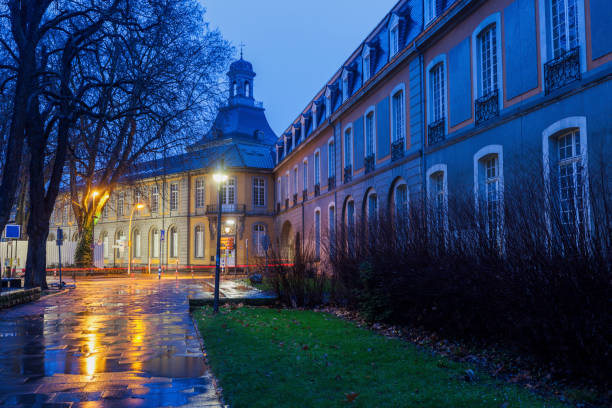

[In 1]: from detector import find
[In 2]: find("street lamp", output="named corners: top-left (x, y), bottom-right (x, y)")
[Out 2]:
top-left (128, 203), bottom-right (145, 276)
top-left (213, 164), bottom-right (228, 313)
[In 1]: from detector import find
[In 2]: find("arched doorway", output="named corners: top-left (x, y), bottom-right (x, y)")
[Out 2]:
top-left (280, 220), bottom-right (294, 260)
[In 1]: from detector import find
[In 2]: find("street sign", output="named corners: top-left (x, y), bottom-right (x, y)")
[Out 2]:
top-left (56, 227), bottom-right (63, 246)
top-left (4, 224), bottom-right (20, 239)
top-left (160, 229), bottom-right (165, 241)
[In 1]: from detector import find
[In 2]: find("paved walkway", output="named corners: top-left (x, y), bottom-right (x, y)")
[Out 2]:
top-left (0, 277), bottom-right (223, 407)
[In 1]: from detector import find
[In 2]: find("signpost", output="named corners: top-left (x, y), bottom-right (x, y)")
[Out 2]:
top-left (56, 227), bottom-right (63, 287)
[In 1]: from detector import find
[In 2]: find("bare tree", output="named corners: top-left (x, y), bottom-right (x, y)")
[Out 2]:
top-left (67, 0), bottom-right (230, 266)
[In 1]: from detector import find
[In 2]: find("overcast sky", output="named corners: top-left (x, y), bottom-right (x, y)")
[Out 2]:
top-left (199, 0), bottom-right (399, 136)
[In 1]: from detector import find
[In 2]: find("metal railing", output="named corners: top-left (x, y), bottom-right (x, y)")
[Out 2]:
top-left (206, 204), bottom-right (245, 214)
top-left (544, 47), bottom-right (581, 94)
top-left (474, 89), bottom-right (499, 125)
top-left (427, 118), bottom-right (445, 146)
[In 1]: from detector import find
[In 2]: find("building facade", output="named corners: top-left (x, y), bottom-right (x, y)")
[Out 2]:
top-left (54, 0), bottom-right (612, 269)
top-left (274, 0), bottom-right (612, 261)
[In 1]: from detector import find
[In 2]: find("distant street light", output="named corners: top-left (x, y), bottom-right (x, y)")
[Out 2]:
top-left (128, 203), bottom-right (145, 276)
top-left (213, 162), bottom-right (228, 313)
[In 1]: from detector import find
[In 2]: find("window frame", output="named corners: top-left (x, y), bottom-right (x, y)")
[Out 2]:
top-left (343, 124), bottom-right (353, 174)
top-left (195, 177), bottom-right (205, 209)
top-left (390, 83), bottom-right (406, 144)
top-left (302, 158), bottom-right (308, 192)
top-left (252, 176), bottom-right (266, 207)
top-left (471, 14), bottom-right (504, 108)
top-left (473, 145), bottom-right (505, 238)
top-left (364, 106), bottom-right (376, 158)
top-left (170, 182), bottom-right (179, 211)
top-left (314, 149), bottom-right (321, 186)
top-left (194, 225), bottom-right (205, 258)
top-left (426, 164), bottom-right (449, 235)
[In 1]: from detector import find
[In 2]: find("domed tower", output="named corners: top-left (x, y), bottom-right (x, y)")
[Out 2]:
top-left (228, 56), bottom-right (256, 106)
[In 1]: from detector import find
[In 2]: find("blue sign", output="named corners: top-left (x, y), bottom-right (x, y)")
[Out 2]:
top-left (160, 229), bottom-right (165, 241)
top-left (56, 227), bottom-right (63, 246)
top-left (4, 224), bottom-right (20, 239)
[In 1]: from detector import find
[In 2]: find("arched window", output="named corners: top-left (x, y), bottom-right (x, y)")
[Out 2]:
top-left (314, 209), bottom-right (321, 259)
top-left (245, 81), bottom-right (251, 97)
top-left (366, 190), bottom-right (378, 223)
top-left (169, 226), bottom-right (178, 259)
top-left (151, 228), bottom-right (160, 258)
top-left (391, 87), bottom-right (405, 144)
top-left (393, 182), bottom-right (409, 221)
top-left (133, 229), bottom-right (141, 258)
top-left (427, 164), bottom-right (448, 236)
top-left (253, 223), bottom-right (266, 256)
top-left (344, 197), bottom-right (355, 253)
top-left (116, 230), bottom-right (125, 259)
top-left (194, 225), bottom-right (204, 258)
top-left (232, 81), bottom-right (237, 97)
top-left (474, 145), bottom-right (504, 240)
top-left (102, 232), bottom-right (109, 259)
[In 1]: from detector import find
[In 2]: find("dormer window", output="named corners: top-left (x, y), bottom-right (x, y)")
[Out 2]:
top-left (389, 14), bottom-right (400, 55)
top-left (426, 0), bottom-right (438, 24)
top-left (325, 87), bottom-right (332, 116)
top-left (363, 47), bottom-right (371, 81)
top-left (342, 73), bottom-right (349, 101)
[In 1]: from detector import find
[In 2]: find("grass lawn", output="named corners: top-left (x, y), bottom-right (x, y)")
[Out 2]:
top-left (193, 307), bottom-right (564, 408)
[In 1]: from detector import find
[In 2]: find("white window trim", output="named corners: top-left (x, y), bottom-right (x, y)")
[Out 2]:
top-left (425, 54), bottom-right (448, 134)
top-left (314, 206), bottom-right (322, 258)
top-left (325, 87), bottom-right (332, 117)
top-left (426, 163), bottom-right (449, 231)
top-left (393, 179), bottom-right (409, 218)
top-left (363, 45), bottom-right (371, 82)
top-left (471, 13), bottom-right (504, 108)
top-left (363, 106), bottom-right (376, 159)
top-left (194, 224), bottom-right (205, 258)
top-left (342, 70), bottom-right (350, 102)
top-left (343, 123), bottom-right (354, 176)
top-left (538, 0), bottom-right (587, 84)
top-left (292, 165), bottom-right (299, 196)
top-left (390, 83), bottom-right (407, 145)
top-left (365, 189), bottom-right (378, 221)
top-left (542, 116), bottom-right (590, 229)
top-left (473, 144), bottom-right (505, 227)
top-left (252, 176), bottom-right (266, 207)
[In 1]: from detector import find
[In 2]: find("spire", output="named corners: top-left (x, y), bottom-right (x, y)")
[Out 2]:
top-left (239, 41), bottom-right (245, 59)
top-left (228, 51), bottom-right (256, 106)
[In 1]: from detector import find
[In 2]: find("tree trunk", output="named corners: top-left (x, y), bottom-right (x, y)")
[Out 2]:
top-left (74, 221), bottom-right (93, 267)
top-left (24, 216), bottom-right (48, 289)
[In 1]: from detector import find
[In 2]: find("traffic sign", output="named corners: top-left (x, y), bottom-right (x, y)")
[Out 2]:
top-left (160, 229), bottom-right (165, 241)
top-left (56, 227), bottom-right (63, 246)
top-left (4, 224), bottom-right (20, 239)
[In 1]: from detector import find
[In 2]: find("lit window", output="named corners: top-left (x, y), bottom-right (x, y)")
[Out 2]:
top-left (195, 226), bottom-right (204, 258)
top-left (152, 228), bottom-right (160, 258)
top-left (133, 230), bottom-right (141, 258)
top-left (390, 25), bottom-right (399, 55)
top-left (169, 227), bottom-right (178, 258)
top-left (253, 224), bottom-right (266, 256)
top-left (170, 183), bottom-right (179, 211)
top-left (195, 178), bottom-right (205, 209)
top-left (253, 177), bottom-right (265, 206)
top-left (151, 185), bottom-right (159, 213)
top-left (222, 178), bottom-right (236, 205)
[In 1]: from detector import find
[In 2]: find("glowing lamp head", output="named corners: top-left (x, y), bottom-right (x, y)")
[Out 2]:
top-left (136, 204), bottom-right (145, 210)
top-left (213, 173), bottom-right (228, 183)
top-left (224, 227), bottom-right (231, 234)
top-left (92, 191), bottom-right (100, 198)
top-left (226, 219), bottom-right (235, 225)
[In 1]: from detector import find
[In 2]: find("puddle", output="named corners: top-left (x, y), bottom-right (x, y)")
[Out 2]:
top-left (142, 355), bottom-right (206, 378)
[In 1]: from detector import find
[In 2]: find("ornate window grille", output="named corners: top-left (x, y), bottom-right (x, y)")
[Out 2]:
top-left (365, 155), bottom-right (376, 174)
top-left (314, 183), bottom-right (320, 197)
top-left (391, 138), bottom-right (404, 162)
top-left (544, 47), bottom-right (580, 94)
top-left (328, 175), bottom-right (335, 190)
top-left (427, 118), bottom-right (445, 146)
top-left (474, 89), bottom-right (499, 125)
top-left (343, 165), bottom-right (352, 184)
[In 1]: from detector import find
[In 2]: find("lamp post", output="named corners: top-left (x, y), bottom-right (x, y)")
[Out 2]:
top-left (213, 165), bottom-right (228, 313)
top-left (128, 203), bottom-right (145, 276)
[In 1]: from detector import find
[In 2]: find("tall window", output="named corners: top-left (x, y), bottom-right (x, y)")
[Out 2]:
top-left (303, 160), bottom-right (308, 191)
top-left (169, 227), bottom-right (178, 258)
top-left (195, 178), bottom-right (205, 208)
top-left (367, 192), bottom-right (378, 222)
top-left (103, 233), bottom-right (109, 259)
top-left (285, 173), bottom-right (290, 200)
top-left (117, 192), bottom-right (125, 217)
top-left (245, 81), bottom-right (251, 97)
top-left (482, 156), bottom-right (501, 234)
top-left (151, 185), bottom-right (159, 213)
top-left (344, 128), bottom-right (352, 169)
top-left (551, 0), bottom-right (579, 58)
top-left (277, 178), bottom-right (281, 203)
top-left (133, 230), bottom-right (141, 258)
top-left (390, 25), bottom-right (399, 55)
top-left (253, 177), bottom-right (265, 206)
top-left (392, 90), bottom-right (405, 142)
top-left (253, 224), bottom-right (266, 256)
top-left (102, 202), bottom-right (109, 218)
top-left (342, 76), bottom-right (349, 101)
top-left (314, 152), bottom-right (320, 185)
top-left (195, 226), bottom-right (204, 258)
top-left (430, 172), bottom-right (446, 233)
top-left (365, 111), bottom-right (375, 157)
top-left (222, 178), bottom-right (236, 205)
top-left (293, 168), bottom-right (298, 196)
top-left (557, 130), bottom-right (584, 227)
top-left (328, 141), bottom-right (335, 178)
top-left (328, 206), bottom-right (336, 254)
top-left (479, 24), bottom-right (498, 96)
top-left (134, 191), bottom-right (142, 215)
top-left (152, 228), bottom-right (160, 258)
top-left (426, 0), bottom-right (437, 23)
top-left (346, 199), bottom-right (355, 252)
top-left (395, 183), bottom-right (408, 220)
top-left (314, 210), bottom-right (321, 259)
top-left (116, 231), bottom-right (125, 258)
top-left (170, 182), bottom-right (179, 211)
top-left (430, 63), bottom-right (446, 123)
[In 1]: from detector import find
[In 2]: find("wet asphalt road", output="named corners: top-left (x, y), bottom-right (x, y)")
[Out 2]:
top-left (0, 277), bottom-right (222, 407)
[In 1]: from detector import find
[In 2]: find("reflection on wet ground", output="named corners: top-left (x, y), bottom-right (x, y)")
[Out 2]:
top-left (0, 278), bottom-right (222, 407)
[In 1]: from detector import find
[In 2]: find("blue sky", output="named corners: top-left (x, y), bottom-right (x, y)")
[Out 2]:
top-left (200, 0), bottom-right (399, 136)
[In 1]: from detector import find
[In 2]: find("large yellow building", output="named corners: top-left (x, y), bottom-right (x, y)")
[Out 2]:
top-left (55, 57), bottom-right (278, 270)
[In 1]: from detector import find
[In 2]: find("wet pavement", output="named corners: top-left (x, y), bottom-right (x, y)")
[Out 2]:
top-left (0, 277), bottom-right (224, 407)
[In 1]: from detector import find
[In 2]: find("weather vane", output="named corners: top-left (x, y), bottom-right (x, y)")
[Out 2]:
top-left (239, 42), bottom-right (245, 59)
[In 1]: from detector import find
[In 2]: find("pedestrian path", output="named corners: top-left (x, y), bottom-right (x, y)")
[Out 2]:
top-left (0, 277), bottom-right (223, 407)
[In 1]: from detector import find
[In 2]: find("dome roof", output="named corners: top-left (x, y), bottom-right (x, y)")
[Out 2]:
top-left (229, 57), bottom-right (253, 73)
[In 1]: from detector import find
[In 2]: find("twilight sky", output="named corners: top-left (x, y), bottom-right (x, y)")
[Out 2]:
top-left (200, 0), bottom-right (398, 136)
